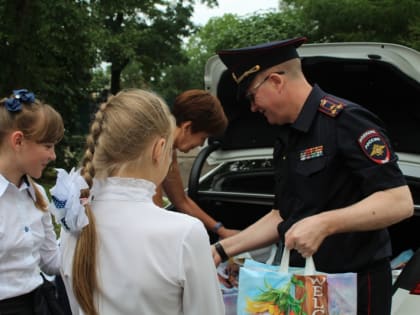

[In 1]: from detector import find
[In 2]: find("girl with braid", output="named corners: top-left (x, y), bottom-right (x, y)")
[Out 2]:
top-left (53, 89), bottom-right (225, 315)
top-left (0, 89), bottom-right (64, 314)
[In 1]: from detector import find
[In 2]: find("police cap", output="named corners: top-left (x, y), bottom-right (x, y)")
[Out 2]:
top-left (217, 37), bottom-right (307, 99)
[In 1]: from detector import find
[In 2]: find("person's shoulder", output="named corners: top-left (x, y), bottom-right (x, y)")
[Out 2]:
top-left (318, 94), bottom-right (376, 120)
top-left (163, 208), bottom-right (205, 228)
top-left (318, 95), bottom-right (346, 118)
top-left (163, 208), bottom-right (202, 225)
top-left (160, 209), bottom-right (208, 243)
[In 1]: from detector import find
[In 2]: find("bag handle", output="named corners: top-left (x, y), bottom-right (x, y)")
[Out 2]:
top-left (265, 244), bottom-right (278, 265)
top-left (234, 244), bottom-right (279, 265)
top-left (279, 248), bottom-right (316, 275)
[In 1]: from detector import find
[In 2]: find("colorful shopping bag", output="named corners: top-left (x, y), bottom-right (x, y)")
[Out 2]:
top-left (293, 273), bottom-right (329, 314)
top-left (237, 248), bottom-right (357, 315)
top-left (237, 249), bottom-right (310, 315)
top-left (219, 245), bottom-right (279, 315)
top-left (326, 272), bottom-right (357, 315)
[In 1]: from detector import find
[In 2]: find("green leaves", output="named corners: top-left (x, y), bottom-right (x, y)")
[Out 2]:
top-left (249, 276), bottom-right (307, 314)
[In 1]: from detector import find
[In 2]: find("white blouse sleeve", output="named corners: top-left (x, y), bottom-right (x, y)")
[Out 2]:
top-left (180, 220), bottom-right (225, 315)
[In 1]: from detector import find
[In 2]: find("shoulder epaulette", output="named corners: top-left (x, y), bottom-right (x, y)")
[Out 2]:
top-left (318, 96), bottom-right (345, 117)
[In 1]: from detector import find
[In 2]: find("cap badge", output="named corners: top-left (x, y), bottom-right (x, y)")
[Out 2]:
top-left (318, 96), bottom-right (344, 117)
top-left (358, 129), bottom-right (390, 164)
top-left (232, 65), bottom-right (260, 84)
top-left (300, 145), bottom-right (324, 161)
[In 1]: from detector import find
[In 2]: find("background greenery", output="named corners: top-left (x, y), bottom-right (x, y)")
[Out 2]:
top-left (1, 0), bottom-right (419, 174)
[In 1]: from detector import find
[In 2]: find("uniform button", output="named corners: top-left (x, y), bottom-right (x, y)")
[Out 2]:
top-left (282, 155), bottom-right (287, 160)
top-left (24, 226), bottom-right (29, 232)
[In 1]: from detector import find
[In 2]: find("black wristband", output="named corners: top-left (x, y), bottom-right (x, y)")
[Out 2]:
top-left (215, 242), bottom-right (229, 262)
top-left (212, 221), bottom-right (224, 233)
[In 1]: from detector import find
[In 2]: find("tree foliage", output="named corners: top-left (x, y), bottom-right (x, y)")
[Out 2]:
top-left (158, 0), bottom-right (420, 100)
top-left (157, 8), bottom-right (316, 101)
top-left (0, 0), bottom-right (217, 169)
top-left (89, 0), bottom-right (217, 94)
top-left (0, 0), bottom-right (98, 169)
top-left (0, 1), bottom-right (96, 96)
top-left (283, 0), bottom-right (420, 49)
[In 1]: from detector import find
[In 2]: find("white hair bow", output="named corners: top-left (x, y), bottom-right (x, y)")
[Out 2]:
top-left (50, 167), bottom-right (90, 234)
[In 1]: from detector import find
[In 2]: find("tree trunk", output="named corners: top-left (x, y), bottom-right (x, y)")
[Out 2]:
top-left (110, 66), bottom-right (121, 95)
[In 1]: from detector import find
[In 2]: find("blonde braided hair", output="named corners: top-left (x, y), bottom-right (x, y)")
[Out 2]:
top-left (72, 89), bottom-right (174, 315)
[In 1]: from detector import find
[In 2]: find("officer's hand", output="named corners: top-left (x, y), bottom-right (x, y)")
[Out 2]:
top-left (284, 214), bottom-right (328, 258)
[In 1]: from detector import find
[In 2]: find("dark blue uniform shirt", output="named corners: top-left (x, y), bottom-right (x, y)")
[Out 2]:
top-left (274, 85), bottom-right (406, 273)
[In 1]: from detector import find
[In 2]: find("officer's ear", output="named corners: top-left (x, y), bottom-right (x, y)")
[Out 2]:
top-left (269, 72), bottom-right (285, 87)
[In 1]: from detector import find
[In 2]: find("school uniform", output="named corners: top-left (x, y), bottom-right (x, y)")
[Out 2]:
top-left (60, 177), bottom-right (225, 315)
top-left (0, 174), bottom-right (60, 313)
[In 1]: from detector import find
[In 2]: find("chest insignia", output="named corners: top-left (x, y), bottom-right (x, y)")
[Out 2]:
top-left (318, 96), bottom-right (345, 117)
top-left (358, 129), bottom-right (390, 164)
top-left (299, 145), bottom-right (324, 161)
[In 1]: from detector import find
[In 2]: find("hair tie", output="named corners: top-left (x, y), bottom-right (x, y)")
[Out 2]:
top-left (4, 89), bottom-right (35, 112)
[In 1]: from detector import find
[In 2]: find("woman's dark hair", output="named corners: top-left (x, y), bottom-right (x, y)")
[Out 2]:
top-left (172, 89), bottom-right (228, 136)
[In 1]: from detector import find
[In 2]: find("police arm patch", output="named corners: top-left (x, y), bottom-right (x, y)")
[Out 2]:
top-left (358, 129), bottom-right (390, 164)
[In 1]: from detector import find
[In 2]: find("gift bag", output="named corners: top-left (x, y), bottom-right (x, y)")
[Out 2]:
top-left (219, 245), bottom-right (279, 315)
top-left (237, 248), bottom-right (357, 315)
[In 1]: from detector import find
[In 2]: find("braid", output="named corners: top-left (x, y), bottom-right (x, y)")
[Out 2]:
top-left (27, 176), bottom-right (48, 212)
top-left (81, 101), bottom-right (107, 189)
top-left (73, 101), bottom-right (108, 315)
top-left (71, 89), bottom-right (174, 315)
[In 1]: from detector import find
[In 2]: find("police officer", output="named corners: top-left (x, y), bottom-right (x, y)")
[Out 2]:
top-left (211, 37), bottom-right (414, 314)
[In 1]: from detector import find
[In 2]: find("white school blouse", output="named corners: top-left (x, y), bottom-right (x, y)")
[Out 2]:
top-left (0, 174), bottom-right (60, 300)
top-left (61, 177), bottom-right (225, 315)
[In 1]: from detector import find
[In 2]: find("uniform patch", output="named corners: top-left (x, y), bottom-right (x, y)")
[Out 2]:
top-left (300, 145), bottom-right (324, 161)
top-left (358, 129), bottom-right (390, 164)
top-left (318, 96), bottom-right (345, 117)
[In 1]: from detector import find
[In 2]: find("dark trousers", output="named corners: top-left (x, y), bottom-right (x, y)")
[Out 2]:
top-left (357, 258), bottom-right (392, 315)
top-left (0, 291), bottom-right (35, 315)
top-left (0, 276), bottom-right (68, 315)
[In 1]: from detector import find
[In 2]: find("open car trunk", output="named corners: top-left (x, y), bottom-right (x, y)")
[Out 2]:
top-left (189, 42), bottom-right (420, 255)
